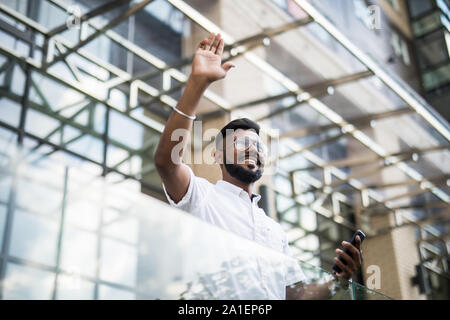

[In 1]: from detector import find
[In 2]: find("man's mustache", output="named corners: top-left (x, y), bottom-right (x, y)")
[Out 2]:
top-left (237, 152), bottom-right (262, 165)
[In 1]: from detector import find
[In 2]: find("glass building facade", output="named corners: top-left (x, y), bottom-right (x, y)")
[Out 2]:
top-left (0, 0), bottom-right (448, 299)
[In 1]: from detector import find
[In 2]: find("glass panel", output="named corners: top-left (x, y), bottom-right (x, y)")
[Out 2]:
top-left (98, 285), bottom-right (135, 300)
top-left (60, 226), bottom-right (97, 278)
top-left (406, 149), bottom-right (450, 178)
top-left (3, 262), bottom-right (55, 300)
top-left (0, 146), bottom-right (393, 300)
top-left (423, 61), bottom-right (450, 90)
top-left (0, 203), bottom-right (7, 249)
top-left (15, 175), bottom-right (64, 218)
top-left (0, 168), bottom-right (12, 204)
top-left (2, 0), bottom-right (444, 301)
top-left (99, 237), bottom-right (137, 287)
top-left (416, 30), bottom-right (450, 69)
top-left (408, 0), bottom-right (434, 18)
top-left (353, 281), bottom-right (392, 300)
top-left (0, 97), bottom-right (21, 127)
top-left (9, 209), bottom-right (59, 266)
top-left (55, 274), bottom-right (95, 300)
top-left (412, 11), bottom-right (443, 37)
top-left (319, 77), bottom-right (407, 120)
top-left (65, 199), bottom-right (100, 232)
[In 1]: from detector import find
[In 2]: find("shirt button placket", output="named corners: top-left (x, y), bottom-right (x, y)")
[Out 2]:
top-left (254, 204), bottom-right (270, 298)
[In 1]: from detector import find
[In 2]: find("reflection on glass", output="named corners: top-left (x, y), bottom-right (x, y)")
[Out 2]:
top-left (99, 285), bottom-right (136, 300)
top-left (15, 177), bottom-right (63, 217)
top-left (99, 238), bottom-right (137, 287)
top-left (65, 200), bottom-right (100, 232)
top-left (103, 209), bottom-right (139, 245)
top-left (3, 263), bottom-right (54, 300)
top-left (60, 226), bottom-right (97, 278)
top-left (0, 98), bottom-right (21, 127)
top-left (0, 204), bottom-right (6, 249)
top-left (9, 209), bottom-right (59, 266)
top-left (0, 146), bottom-right (393, 300)
top-left (55, 274), bottom-right (95, 300)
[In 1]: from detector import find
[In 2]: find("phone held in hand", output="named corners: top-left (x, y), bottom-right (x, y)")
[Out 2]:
top-left (332, 229), bottom-right (366, 274)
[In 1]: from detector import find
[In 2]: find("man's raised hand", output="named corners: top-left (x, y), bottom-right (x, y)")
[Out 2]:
top-left (191, 33), bottom-right (235, 84)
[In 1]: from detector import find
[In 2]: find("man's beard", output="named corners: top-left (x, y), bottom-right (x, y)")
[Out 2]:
top-left (224, 163), bottom-right (263, 184)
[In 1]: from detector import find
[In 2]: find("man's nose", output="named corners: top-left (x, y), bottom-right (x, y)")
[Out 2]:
top-left (247, 143), bottom-right (258, 154)
top-left (245, 146), bottom-right (258, 159)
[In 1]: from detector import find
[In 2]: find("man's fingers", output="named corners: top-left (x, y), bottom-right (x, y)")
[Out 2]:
top-left (222, 61), bottom-right (236, 72)
top-left (206, 32), bottom-right (215, 50)
top-left (355, 236), bottom-right (362, 250)
top-left (216, 38), bottom-right (225, 56)
top-left (210, 33), bottom-right (221, 52)
top-left (342, 241), bottom-right (360, 262)
top-left (198, 39), bottom-right (208, 50)
top-left (336, 249), bottom-right (356, 270)
top-left (334, 257), bottom-right (352, 277)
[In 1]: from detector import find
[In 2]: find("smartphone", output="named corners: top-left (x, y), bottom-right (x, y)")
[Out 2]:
top-left (332, 229), bottom-right (366, 274)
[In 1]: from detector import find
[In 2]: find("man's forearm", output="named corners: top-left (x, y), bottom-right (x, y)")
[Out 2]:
top-left (154, 76), bottom-right (209, 170)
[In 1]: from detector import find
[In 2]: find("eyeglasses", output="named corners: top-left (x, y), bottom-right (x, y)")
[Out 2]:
top-left (234, 136), bottom-right (267, 154)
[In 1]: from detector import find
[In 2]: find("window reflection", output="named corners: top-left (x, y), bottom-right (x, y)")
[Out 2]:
top-left (55, 274), bottom-right (95, 300)
top-left (98, 285), bottom-right (135, 300)
top-left (99, 238), bottom-right (137, 287)
top-left (9, 209), bottom-right (59, 266)
top-left (60, 226), bottom-right (97, 278)
top-left (3, 263), bottom-right (54, 300)
top-left (0, 204), bottom-right (7, 249)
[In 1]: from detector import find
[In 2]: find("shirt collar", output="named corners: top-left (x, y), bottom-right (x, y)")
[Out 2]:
top-left (216, 180), bottom-right (261, 204)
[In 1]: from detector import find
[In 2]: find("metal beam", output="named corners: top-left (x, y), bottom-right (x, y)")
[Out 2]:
top-left (281, 132), bottom-right (347, 160)
top-left (374, 210), bottom-right (450, 236)
top-left (292, 0), bottom-right (450, 142)
top-left (0, 4), bottom-right (48, 35)
top-left (256, 99), bottom-right (307, 122)
top-left (292, 144), bottom-right (450, 172)
top-left (364, 182), bottom-right (449, 211)
top-left (51, 167), bottom-right (69, 300)
top-left (1, 0), bottom-right (446, 249)
top-left (106, 16), bottom-right (314, 89)
top-left (281, 107), bottom-right (414, 139)
top-left (360, 201), bottom-right (449, 216)
top-left (330, 175), bottom-right (450, 196)
top-left (0, 43), bottom-right (163, 135)
top-left (230, 70), bottom-right (373, 112)
top-left (46, 0), bottom-right (134, 37)
top-left (45, 0), bottom-right (154, 68)
top-left (166, 0), bottom-right (449, 205)
top-left (0, 118), bottom-right (163, 195)
top-left (280, 108), bottom-right (418, 160)
top-left (300, 154), bottom-right (416, 196)
top-left (0, 87), bottom-right (147, 158)
top-left (273, 186), bottom-right (356, 230)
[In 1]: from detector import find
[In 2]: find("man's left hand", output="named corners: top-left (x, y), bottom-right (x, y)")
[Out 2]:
top-left (333, 235), bottom-right (363, 280)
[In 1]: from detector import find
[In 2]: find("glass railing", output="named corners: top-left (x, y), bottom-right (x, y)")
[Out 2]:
top-left (0, 144), bottom-right (392, 300)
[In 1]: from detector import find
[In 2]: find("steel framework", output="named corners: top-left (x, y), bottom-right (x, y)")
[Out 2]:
top-left (0, 0), bottom-right (448, 286)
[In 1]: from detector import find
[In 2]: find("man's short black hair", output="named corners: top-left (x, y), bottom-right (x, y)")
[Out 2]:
top-left (216, 118), bottom-right (260, 149)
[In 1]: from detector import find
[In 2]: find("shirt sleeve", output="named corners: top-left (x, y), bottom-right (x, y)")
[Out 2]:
top-left (282, 232), bottom-right (307, 286)
top-left (162, 164), bottom-right (212, 216)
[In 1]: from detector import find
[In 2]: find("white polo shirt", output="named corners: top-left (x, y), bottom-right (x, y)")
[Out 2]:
top-left (162, 165), bottom-right (306, 299)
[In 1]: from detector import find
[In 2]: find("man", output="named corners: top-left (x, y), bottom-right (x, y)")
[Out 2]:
top-left (154, 33), bottom-right (363, 299)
